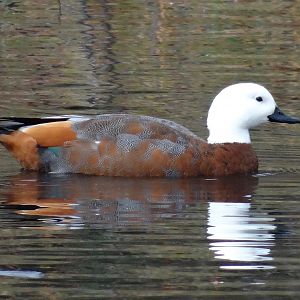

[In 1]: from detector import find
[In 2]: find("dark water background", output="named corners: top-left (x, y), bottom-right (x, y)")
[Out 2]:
top-left (1, 1), bottom-right (300, 299)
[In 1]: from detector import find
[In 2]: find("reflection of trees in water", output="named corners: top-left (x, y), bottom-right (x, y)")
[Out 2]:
top-left (2, 1), bottom-right (300, 126)
top-left (0, 0), bottom-right (122, 114)
top-left (79, 0), bottom-right (121, 111)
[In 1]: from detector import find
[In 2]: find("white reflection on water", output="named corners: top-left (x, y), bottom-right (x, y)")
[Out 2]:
top-left (0, 269), bottom-right (43, 279)
top-left (207, 202), bottom-right (276, 270)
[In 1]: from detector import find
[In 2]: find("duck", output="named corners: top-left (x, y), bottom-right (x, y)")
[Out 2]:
top-left (0, 83), bottom-right (299, 177)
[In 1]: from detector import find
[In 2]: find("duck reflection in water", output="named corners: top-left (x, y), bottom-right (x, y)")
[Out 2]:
top-left (207, 197), bottom-right (275, 270)
top-left (2, 173), bottom-right (275, 269)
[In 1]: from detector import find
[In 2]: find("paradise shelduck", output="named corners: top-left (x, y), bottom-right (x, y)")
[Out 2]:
top-left (0, 83), bottom-right (299, 177)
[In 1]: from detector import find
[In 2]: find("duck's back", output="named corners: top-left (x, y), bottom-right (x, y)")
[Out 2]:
top-left (72, 114), bottom-right (199, 142)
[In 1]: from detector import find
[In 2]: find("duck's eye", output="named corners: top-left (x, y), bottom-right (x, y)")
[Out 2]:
top-left (256, 96), bottom-right (263, 102)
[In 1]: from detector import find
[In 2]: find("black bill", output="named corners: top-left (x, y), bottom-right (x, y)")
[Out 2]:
top-left (268, 107), bottom-right (300, 124)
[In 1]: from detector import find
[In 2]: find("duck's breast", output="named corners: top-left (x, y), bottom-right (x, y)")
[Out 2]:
top-left (198, 143), bottom-right (258, 176)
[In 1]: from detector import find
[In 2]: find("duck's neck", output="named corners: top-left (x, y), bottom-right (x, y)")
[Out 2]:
top-left (207, 127), bottom-right (251, 144)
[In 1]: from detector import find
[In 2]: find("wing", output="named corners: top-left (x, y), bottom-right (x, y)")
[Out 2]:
top-left (43, 115), bottom-right (203, 177)
top-left (12, 114), bottom-right (199, 146)
top-left (72, 114), bottom-right (199, 143)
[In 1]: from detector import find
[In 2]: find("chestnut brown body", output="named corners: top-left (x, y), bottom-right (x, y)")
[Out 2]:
top-left (0, 116), bottom-right (258, 177)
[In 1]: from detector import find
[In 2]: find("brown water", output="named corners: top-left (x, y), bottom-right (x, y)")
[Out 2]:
top-left (1, 0), bottom-right (300, 299)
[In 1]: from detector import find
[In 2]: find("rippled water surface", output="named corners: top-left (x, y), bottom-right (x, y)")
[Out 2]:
top-left (1, 0), bottom-right (300, 299)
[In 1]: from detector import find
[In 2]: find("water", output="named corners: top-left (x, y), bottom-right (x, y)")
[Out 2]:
top-left (1, 0), bottom-right (300, 299)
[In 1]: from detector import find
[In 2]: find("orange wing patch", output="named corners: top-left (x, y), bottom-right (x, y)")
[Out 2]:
top-left (23, 121), bottom-right (77, 147)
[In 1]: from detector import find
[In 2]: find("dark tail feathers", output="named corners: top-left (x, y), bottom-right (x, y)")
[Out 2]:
top-left (0, 117), bottom-right (69, 134)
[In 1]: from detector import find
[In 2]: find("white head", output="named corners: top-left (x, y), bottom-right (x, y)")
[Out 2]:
top-left (207, 83), bottom-right (278, 144)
